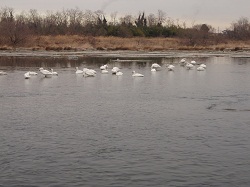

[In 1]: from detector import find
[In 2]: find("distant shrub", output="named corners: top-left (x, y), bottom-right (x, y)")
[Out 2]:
top-left (233, 47), bottom-right (242, 51)
top-left (64, 46), bottom-right (72, 50)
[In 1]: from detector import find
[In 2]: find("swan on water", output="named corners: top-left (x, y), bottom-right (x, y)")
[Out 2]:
top-left (167, 64), bottom-right (175, 71)
top-left (83, 69), bottom-right (96, 77)
top-left (83, 68), bottom-right (96, 74)
top-left (24, 72), bottom-right (31, 79)
top-left (151, 68), bottom-right (156, 72)
top-left (0, 71), bottom-right (7, 75)
top-left (132, 71), bottom-right (144, 77)
top-left (197, 66), bottom-right (205, 71)
top-left (50, 69), bottom-right (58, 76)
top-left (186, 63), bottom-right (194, 70)
top-left (200, 64), bottom-right (206, 69)
top-left (100, 64), bottom-right (108, 70)
top-left (101, 69), bottom-right (109, 74)
top-left (111, 67), bottom-right (120, 74)
top-left (190, 60), bottom-right (196, 65)
top-left (179, 58), bottom-right (186, 66)
top-left (28, 71), bottom-right (38, 75)
top-left (151, 63), bottom-right (161, 70)
top-left (116, 71), bottom-right (123, 76)
top-left (76, 67), bottom-right (83, 74)
top-left (39, 67), bottom-right (53, 78)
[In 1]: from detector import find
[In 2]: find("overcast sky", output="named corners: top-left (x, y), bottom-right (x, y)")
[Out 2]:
top-left (1, 0), bottom-right (250, 30)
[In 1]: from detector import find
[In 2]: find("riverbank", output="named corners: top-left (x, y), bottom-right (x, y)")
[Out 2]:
top-left (1, 47), bottom-right (250, 59)
top-left (1, 35), bottom-right (250, 53)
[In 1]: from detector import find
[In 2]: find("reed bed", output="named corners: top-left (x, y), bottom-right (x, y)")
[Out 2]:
top-left (1, 35), bottom-right (250, 52)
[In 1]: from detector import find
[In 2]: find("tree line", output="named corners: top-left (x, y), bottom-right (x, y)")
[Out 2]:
top-left (0, 7), bottom-right (249, 47)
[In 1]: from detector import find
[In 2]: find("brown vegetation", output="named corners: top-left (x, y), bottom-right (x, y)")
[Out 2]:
top-left (1, 7), bottom-right (250, 52)
top-left (0, 35), bottom-right (248, 52)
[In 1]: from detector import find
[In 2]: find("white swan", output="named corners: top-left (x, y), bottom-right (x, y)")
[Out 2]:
top-left (179, 58), bottom-right (186, 66)
top-left (76, 67), bottom-right (83, 74)
top-left (151, 63), bottom-right (161, 70)
top-left (50, 69), bottom-right (58, 76)
top-left (186, 63), bottom-right (194, 70)
top-left (200, 64), bottom-right (206, 68)
top-left (83, 69), bottom-right (96, 77)
top-left (28, 71), bottom-right (38, 75)
top-left (197, 66), bottom-right (205, 71)
top-left (151, 68), bottom-right (156, 72)
top-left (116, 71), bottom-right (123, 76)
top-left (190, 60), bottom-right (196, 65)
top-left (132, 71), bottom-right (144, 77)
top-left (167, 64), bottom-right (175, 71)
top-left (39, 67), bottom-right (53, 78)
top-left (101, 69), bottom-right (109, 74)
top-left (24, 72), bottom-right (31, 79)
top-left (111, 67), bottom-right (120, 74)
top-left (100, 64), bottom-right (108, 70)
top-left (186, 63), bottom-right (194, 69)
top-left (83, 68), bottom-right (96, 75)
top-left (0, 71), bottom-right (7, 75)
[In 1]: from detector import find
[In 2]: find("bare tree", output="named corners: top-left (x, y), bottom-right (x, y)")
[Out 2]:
top-left (110, 11), bottom-right (117, 25)
top-left (0, 7), bottom-right (14, 23)
top-left (67, 8), bottom-right (84, 34)
top-left (83, 10), bottom-right (97, 25)
top-left (157, 10), bottom-right (166, 26)
top-left (27, 9), bottom-right (42, 34)
top-left (135, 12), bottom-right (146, 27)
top-left (120, 14), bottom-right (134, 26)
top-left (231, 17), bottom-right (250, 39)
top-left (147, 13), bottom-right (157, 26)
top-left (0, 14), bottom-right (30, 48)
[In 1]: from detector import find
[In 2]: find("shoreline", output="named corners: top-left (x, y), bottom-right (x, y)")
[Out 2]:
top-left (0, 49), bottom-right (250, 58)
top-left (1, 36), bottom-right (250, 58)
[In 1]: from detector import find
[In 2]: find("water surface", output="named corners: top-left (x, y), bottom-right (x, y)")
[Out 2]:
top-left (0, 54), bottom-right (250, 187)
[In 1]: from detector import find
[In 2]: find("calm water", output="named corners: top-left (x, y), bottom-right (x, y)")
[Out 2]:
top-left (0, 54), bottom-right (250, 187)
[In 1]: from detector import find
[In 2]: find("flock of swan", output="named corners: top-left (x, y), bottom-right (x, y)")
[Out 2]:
top-left (0, 58), bottom-right (206, 79)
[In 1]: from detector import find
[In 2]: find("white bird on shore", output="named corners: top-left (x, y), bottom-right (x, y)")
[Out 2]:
top-left (132, 71), bottom-right (144, 77)
top-left (39, 67), bottom-right (53, 78)
top-left (76, 67), bottom-right (83, 74)
top-left (0, 71), bottom-right (7, 75)
top-left (50, 69), bottom-right (58, 76)
top-left (24, 72), bottom-right (31, 79)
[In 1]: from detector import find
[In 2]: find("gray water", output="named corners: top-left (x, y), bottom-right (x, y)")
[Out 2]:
top-left (0, 54), bottom-right (250, 187)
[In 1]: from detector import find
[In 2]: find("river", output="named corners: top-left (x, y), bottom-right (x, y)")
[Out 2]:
top-left (0, 51), bottom-right (250, 187)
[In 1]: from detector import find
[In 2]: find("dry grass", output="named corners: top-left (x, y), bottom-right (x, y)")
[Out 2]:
top-left (2, 35), bottom-right (250, 51)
